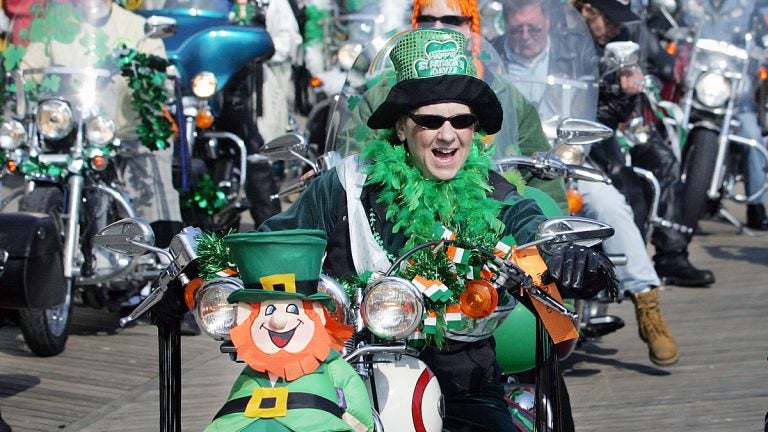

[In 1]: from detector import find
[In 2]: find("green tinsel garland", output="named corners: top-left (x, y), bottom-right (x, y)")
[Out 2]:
top-left (195, 230), bottom-right (237, 281)
top-left (115, 46), bottom-right (174, 151)
top-left (180, 173), bottom-right (229, 216)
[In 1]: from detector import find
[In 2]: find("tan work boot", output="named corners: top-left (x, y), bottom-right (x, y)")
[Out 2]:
top-left (631, 288), bottom-right (679, 366)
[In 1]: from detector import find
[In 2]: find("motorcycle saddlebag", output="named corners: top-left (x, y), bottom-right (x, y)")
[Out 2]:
top-left (0, 212), bottom-right (66, 309)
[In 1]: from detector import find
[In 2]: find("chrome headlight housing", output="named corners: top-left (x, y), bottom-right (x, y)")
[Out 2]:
top-left (0, 119), bottom-right (27, 150)
top-left (37, 99), bottom-right (74, 140)
top-left (694, 72), bottom-right (730, 108)
top-left (85, 115), bottom-right (116, 145)
top-left (554, 144), bottom-right (586, 165)
top-left (337, 43), bottom-right (363, 71)
top-left (194, 277), bottom-right (243, 340)
top-left (191, 72), bottom-right (218, 99)
top-left (361, 277), bottom-right (424, 340)
top-left (318, 274), bottom-right (352, 326)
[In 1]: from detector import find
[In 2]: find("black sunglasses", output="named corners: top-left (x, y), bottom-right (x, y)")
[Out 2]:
top-left (507, 23), bottom-right (544, 36)
top-left (408, 113), bottom-right (478, 130)
top-left (416, 15), bottom-right (472, 26)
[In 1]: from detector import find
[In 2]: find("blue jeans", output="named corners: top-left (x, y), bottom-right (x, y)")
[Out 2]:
top-left (735, 110), bottom-right (767, 203)
top-left (579, 180), bottom-right (660, 295)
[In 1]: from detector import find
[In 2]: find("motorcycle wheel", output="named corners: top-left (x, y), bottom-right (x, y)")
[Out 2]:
top-left (681, 128), bottom-right (720, 228)
top-left (18, 186), bottom-right (72, 357)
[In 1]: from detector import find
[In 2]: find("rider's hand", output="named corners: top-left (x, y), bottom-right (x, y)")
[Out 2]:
top-left (546, 245), bottom-right (619, 300)
top-left (148, 279), bottom-right (190, 326)
top-left (618, 66), bottom-right (644, 95)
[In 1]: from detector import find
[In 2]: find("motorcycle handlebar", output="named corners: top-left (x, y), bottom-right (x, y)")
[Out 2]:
top-left (496, 155), bottom-right (611, 184)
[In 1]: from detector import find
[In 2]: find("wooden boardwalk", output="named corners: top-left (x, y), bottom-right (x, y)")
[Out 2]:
top-left (0, 216), bottom-right (766, 431)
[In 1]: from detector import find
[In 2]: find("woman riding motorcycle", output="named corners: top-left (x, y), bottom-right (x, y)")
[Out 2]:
top-left (257, 28), bottom-right (618, 432)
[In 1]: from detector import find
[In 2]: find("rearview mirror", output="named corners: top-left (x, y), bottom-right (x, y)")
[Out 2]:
top-left (536, 216), bottom-right (615, 255)
top-left (603, 41), bottom-right (641, 69)
top-left (93, 218), bottom-right (155, 256)
top-left (144, 16), bottom-right (177, 39)
top-left (261, 133), bottom-right (308, 159)
top-left (556, 118), bottom-right (613, 146)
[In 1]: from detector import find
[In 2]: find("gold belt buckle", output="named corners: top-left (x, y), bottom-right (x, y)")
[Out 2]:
top-left (244, 387), bottom-right (289, 418)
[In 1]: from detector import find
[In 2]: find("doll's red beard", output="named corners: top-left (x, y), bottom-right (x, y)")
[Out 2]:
top-left (230, 301), bottom-right (353, 381)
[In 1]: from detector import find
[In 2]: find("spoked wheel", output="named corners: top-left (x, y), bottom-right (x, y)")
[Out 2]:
top-left (681, 128), bottom-right (720, 229)
top-left (18, 186), bottom-right (72, 356)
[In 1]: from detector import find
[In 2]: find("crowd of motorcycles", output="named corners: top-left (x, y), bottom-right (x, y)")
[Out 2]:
top-left (1, 0), bottom-right (768, 431)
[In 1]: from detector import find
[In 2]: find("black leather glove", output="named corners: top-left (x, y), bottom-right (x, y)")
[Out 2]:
top-left (148, 278), bottom-right (189, 326)
top-left (546, 245), bottom-right (619, 300)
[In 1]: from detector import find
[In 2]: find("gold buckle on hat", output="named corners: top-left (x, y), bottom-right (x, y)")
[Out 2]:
top-left (244, 387), bottom-right (289, 418)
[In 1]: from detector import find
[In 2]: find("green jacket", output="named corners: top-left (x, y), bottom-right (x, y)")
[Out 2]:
top-left (206, 351), bottom-right (373, 432)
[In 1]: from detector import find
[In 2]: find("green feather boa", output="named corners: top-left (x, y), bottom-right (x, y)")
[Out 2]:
top-left (361, 136), bottom-right (505, 252)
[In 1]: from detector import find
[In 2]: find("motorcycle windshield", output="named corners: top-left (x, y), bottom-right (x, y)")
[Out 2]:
top-left (325, 25), bottom-right (527, 162)
top-left (487, 0), bottom-right (599, 141)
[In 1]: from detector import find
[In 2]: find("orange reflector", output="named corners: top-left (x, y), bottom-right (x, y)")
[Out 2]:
top-left (310, 76), bottom-right (323, 88)
top-left (91, 155), bottom-right (108, 171)
top-left (567, 189), bottom-right (583, 214)
top-left (459, 279), bottom-right (498, 319)
top-left (665, 41), bottom-right (678, 56)
top-left (6, 160), bottom-right (17, 173)
top-left (184, 277), bottom-right (204, 311)
top-left (195, 109), bottom-right (215, 129)
top-left (759, 67), bottom-right (768, 81)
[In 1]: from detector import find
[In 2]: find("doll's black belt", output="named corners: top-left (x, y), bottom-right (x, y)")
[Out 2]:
top-left (213, 392), bottom-right (344, 420)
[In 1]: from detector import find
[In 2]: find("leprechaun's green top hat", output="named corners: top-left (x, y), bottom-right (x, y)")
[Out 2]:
top-left (224, 229), bottom-right (335, 311)
top-left (367, 28), bottom-right (502, 134)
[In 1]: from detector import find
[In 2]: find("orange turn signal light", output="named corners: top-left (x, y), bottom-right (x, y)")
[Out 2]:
top-left (567, 189), bottom-right (583, 214)
top-left (665, 41), bottom-right (678, 56)
top-left (759, 67), bottom-right (768, 81)
top-left (91, 155), bottom-right (108, 171)
top-left (6, 160), bottom-right (17, 173)
top-left (195, 109), bottom-right (215, 129)
top-left (310, 76), bottom-right (323, 88)
top-left (459, 279), bottom-right (498, 319)
top-left (184, 277), bottom-right (203, 311)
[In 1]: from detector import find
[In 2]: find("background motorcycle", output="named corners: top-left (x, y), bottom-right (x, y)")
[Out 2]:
top-left (0, 13), bottom-right (175, 356)
top-left (655, 3), bottom-right (768, 232)
top-left (137, 0), bottom-right (275, 232)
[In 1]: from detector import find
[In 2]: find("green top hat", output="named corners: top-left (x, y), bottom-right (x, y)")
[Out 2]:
top-left (367, 28), bottom-right (502, 134)
top-left (224, 229), bottom-right (335, 311)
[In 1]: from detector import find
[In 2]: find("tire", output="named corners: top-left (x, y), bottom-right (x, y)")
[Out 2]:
top-left (18, 186), bottom-right (72, 357)
top-left (681, 128), bottom-right (720, 230)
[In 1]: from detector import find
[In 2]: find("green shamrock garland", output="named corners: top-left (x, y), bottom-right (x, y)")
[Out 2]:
top-left (114, 46), bottom-right (175, 152)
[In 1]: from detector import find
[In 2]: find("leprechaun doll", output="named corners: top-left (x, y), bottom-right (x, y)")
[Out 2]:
top-left (206, 229), bottom-right (374, 432)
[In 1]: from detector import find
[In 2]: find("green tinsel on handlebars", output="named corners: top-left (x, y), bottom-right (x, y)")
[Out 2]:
top-left (196, 230), bottom-right (237, 282)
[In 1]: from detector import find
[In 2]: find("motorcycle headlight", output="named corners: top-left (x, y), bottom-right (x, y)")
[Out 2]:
top-left (191, 72), bottom-right (218, 99)
top-left (194, 277), bottom-right (243, 340)
top-left (361, 277), bottom-right (424, 340)
top-left (554, 144), bottom-right (585, 165)
top-left (37, 99), bottom-right (75, 140)
top-left (0, 119), bottom-right (27, 150)
top-left (337, 43), bottom-right (363, 71)
top-left (85, 115), bottom-right (116, 145)
top-left (694, 72), bottom-right (731, 108)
